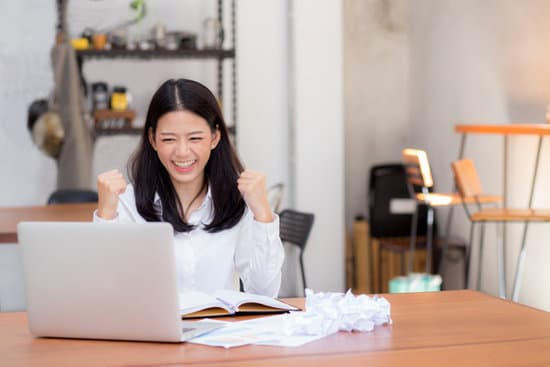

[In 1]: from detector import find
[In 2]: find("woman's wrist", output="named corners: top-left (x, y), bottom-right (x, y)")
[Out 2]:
top-left (97, 207), bottom-right (117, 220)
top-left (251, 203), bottom-right (273, 223)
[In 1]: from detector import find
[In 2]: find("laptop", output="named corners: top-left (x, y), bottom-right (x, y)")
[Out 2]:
top-left (17, 221), bottom-right (221, 342)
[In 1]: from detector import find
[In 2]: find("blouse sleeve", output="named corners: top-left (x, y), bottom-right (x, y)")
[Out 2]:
top-left (234, 209), bottom-right (284, 297)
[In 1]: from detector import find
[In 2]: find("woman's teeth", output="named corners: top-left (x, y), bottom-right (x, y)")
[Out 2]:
top-left (174, 160), bottom-right (196, 168)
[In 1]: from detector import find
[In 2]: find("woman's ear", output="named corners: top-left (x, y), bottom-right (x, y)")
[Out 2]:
top-left (211, 126), bottom-right (221, 150)
top-left (148, 127), bottom-right (157, 150)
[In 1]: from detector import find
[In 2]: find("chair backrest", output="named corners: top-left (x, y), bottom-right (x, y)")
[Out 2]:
top-left (451, 159), bottom-right (483, 198)
top-left (402, 148), bottom-right (434, 190)
top-left (279, 209), bottom-right (314, 296)
top-left (368, 163), bottom-right (433, 238)
top-left (267, 183), bottom-right (284, 213)
top-left (279, 209), bottom-right (314, 251)
top-left (47, 189), bottom-right (98, 205)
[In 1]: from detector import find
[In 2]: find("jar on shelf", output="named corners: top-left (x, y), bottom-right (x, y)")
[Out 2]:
top-left (202, 17), bottom-right (222, 49)
top-left (91, 82), bottom-right (109, 110)
top-left (110, 86), bottom-right (131, 111)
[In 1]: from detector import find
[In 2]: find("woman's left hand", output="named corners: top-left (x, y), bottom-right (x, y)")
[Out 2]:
top-left (237, 169), bottom-right (273, 223)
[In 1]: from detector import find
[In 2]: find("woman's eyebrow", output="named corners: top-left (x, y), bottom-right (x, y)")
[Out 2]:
top-left (187, 130), bottom-right (207, 136)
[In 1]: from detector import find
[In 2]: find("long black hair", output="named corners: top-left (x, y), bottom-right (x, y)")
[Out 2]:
top-left (129, 79), bottom-right (246, 233)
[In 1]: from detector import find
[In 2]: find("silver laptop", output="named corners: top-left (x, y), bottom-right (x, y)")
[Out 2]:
top-left (17, 222), bottom-right (221, 342)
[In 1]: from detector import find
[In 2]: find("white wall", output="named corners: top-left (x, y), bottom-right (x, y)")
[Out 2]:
top-left (292, 0), bottom-right (345, 292)
top-left (0, 2), bottom-right (57, 206)
top-left (239, 0), bottom-right (346, 293)
top-left (343, 0), bottom-right (409, 227)
top-left (236, 0), bottom-right (289, 188)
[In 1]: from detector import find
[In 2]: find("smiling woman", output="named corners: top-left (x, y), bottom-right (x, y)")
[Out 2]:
top-left (149, 110), bottom-right (221, 221)
top-left (94, 79), bottom-right (283, 297)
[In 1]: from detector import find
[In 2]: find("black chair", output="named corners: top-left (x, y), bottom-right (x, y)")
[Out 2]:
top-left (368, 164), bottom-right (435, 292)
top-left (47, 189), bottom-right (98, 205)
top-left (279, 209), bottom-right (315, 294)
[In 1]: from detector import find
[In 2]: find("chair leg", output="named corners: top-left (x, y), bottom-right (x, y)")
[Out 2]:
top-left (511, 222), bottom-right (530, 302)
top-left (408, 206), bottom-right (419, 275)
top-left (299, 253), bottom-right (307, 296)
top-left (497, 221), bottom-right (507, 299)
top-left (378, 241), bottom-right (383, 293)
top-left (425, 206), bottom-right (435, 274)
top-left (367, 235), bottom-right (374, 293)
top-left (477, 222), bottom-right (486, 291)
top-left (438, 206), bottom-right (455, 288)
top-left (465, 223), bottom-right (475, 289)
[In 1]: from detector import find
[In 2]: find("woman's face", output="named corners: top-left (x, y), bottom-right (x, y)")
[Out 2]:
top-left (149, 110), bottom-right (220, 192)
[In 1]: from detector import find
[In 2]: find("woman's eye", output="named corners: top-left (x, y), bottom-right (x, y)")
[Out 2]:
top-left (190, 137), bottom-right (203, 141)
top-left (161, 138), bottom-right (175, 143)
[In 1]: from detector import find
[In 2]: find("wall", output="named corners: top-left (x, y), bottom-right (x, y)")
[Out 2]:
top-left (0, 2), bottom-right (57, 206)
top-left (408, 0), bottom-right (550, 310)
top-left (236, 0), bottom-right (289, 190)
top-left (343, 0), bottom-right (409, 227)
top-left (292, 0), bottom-right (345, 292)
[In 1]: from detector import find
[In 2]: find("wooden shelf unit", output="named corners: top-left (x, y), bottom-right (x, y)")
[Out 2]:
top-left (77, 48), bottom-right (235, 60)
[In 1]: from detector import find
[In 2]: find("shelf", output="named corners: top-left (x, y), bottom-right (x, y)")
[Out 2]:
top-left (93, 109), bottom-right (136, 121)
top-left (92, 111), bottom-right (234, 136)
top-left (77, 48), bottom-right (235, 60)
top-left (95, 126), bottom-right (142, 136)
top-left (93, 109), bottom-right (140, 136)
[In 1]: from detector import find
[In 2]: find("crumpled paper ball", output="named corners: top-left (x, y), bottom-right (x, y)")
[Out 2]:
top-left (282, 289), bottom-right (392, 337)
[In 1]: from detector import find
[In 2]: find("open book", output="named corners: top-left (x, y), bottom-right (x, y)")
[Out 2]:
top-left (179, 290), bottom-right (300, 318)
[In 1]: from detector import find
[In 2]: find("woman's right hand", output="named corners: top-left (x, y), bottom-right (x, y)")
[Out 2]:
top-left (97, 169), bottom-right (128, 220)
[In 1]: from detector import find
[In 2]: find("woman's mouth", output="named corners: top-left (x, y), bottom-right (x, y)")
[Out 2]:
top-left (173, 159), bottom-right (197, 173)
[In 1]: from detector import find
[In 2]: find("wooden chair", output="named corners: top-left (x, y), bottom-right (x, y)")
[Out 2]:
top-left (402, 149), bottom-right (500, 277)
top-left (452, 158), bottom-right (550, 300)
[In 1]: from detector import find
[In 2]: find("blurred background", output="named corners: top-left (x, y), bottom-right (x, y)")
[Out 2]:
top-left (1, 0), bottom-right (550, 311)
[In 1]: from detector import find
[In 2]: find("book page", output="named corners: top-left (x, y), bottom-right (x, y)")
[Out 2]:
top-left (213, 290), bottom-right (299, 312)
top-left (179, 291), bottom-right (233, 316)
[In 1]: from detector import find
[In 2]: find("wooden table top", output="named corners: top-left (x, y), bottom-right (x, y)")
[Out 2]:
top-left (455, 123), bottom-right (550, 135)
top-left (0, 203), bottom-right (96, 243)
top-left (1, 290), bottom-right (549, 367)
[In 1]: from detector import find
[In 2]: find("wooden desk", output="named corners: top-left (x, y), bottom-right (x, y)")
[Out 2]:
top-left (1, 290), bottom-right (549, 366)
top-left (455, 123), bottom-right (550, 135)
top-left (454, 124), bottom-right (550, 301)
top-left (0, 203), bottom-right (96, 243)
top-left (454, 123), bottom-right (550, 205)
top-left (455, 123), bottom-right (550, 207)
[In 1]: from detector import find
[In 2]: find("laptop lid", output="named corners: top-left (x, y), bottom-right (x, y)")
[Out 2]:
top-left (18, 222), bottom-right (214, 343)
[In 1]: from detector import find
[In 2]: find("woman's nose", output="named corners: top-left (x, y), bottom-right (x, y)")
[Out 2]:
top-left (175, 141), bottom-right (190, 155)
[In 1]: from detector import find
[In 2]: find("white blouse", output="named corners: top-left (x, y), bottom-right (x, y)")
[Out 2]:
top-left (93, 184), bottom-right (284, 297)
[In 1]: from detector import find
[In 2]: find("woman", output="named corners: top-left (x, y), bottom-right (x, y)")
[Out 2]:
top-left (95, 79), bottom-right (283, 297)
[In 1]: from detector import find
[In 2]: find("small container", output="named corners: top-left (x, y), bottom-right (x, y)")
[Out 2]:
top-left (110, 86), bottom-right (130, 111)
top-left (93, 33), bottom-right (107, 50)
top-left (91, 82), bottom-right (109, 110)
top-left (202, 17), bottom-right (222, 49)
